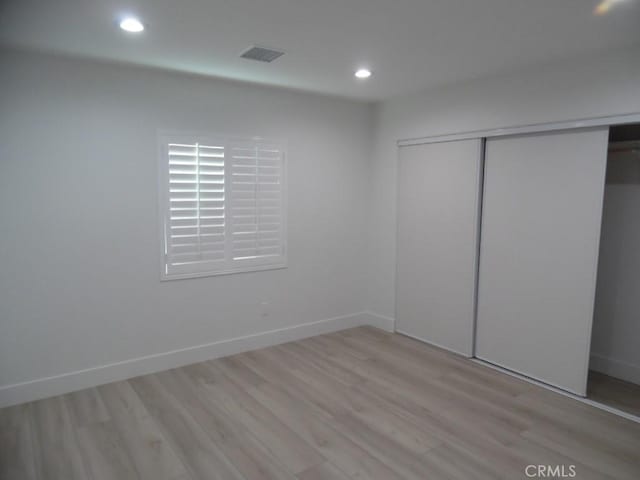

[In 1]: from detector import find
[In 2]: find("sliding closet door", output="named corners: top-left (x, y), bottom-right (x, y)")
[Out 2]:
top-left (476, 128), bottom-right (608, 395)
top-left (396, 139), bottom-right (482, 356)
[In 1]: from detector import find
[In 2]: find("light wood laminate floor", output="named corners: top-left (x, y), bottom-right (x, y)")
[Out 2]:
top-left (588, 370), bottom-right (640, 418)
top-left (2, 326), bottom-right (640, 480)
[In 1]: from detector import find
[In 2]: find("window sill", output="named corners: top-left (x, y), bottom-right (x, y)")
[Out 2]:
top-left (160, 263), bottom-right (288, 281)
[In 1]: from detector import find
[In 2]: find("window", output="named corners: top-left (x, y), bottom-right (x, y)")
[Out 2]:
top-left (159, 133), bottom-right (287, 280)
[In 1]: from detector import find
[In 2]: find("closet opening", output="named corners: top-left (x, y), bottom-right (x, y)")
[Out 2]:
top-left (588, 123), bottom-right (640, 417)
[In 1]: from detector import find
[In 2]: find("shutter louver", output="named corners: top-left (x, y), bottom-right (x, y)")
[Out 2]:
top-left (160, 135), bottom-right (286, 279)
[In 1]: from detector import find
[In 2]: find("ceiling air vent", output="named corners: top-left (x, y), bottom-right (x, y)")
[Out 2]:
top-left (240, 46), bottom-right (285, 63)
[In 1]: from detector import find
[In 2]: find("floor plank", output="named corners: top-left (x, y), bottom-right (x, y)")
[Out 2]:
top-left (76, 420), bottom-right (140, 480)
top-left (129, 374), bottom-right (243, 480)
top-left (297, 462), bottom-right (351, 480)
top-left (97, 381), bottom-right (189, 480)
top-left (64, 387), bottom-right (110, 428)
top-left (30, 395), bottom-right (89, 479)
top-left (200, 363), bottom-right (326, 474)
top-left (588, 370), bottom-right (640, 417)
top-left (0, 403), bottom-right (37, 480)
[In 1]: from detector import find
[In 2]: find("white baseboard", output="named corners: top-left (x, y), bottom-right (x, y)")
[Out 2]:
top-left (590, 353), bottom-right (640, 385)
top-left (0, 311), bottom-right (384, 408)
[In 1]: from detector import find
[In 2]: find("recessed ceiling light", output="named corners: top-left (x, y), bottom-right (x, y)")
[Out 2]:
top-left (355, 69), bottom-right (372, 79)
top-left (119, 17), bottom-right (144, 33)
top-left (594, 0), bottom-right (624, 15)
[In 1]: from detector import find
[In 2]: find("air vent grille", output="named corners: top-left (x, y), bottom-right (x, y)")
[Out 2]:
top-left (240, 46), bottom-right (285, 63)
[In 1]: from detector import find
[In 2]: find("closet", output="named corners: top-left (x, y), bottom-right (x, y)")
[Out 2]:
top-left (396, 122), bottom-right (628, 398)
top-left (588, 124), bottom-right (640, 415)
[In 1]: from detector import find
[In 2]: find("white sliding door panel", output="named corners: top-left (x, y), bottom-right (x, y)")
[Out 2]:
top-left (476, 128), bottom-right (608, 395)
top-left (396, 139), bottom-right (483, 357)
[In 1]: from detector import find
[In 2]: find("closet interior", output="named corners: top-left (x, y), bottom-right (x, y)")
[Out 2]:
top-left (588, 123), bottom-right (640, 417)
top-left (396, 119), bottom-right (640, 419)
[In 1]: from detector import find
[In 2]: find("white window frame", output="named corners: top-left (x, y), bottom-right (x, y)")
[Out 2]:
top-left (158, 131), bottom-right (287, 281)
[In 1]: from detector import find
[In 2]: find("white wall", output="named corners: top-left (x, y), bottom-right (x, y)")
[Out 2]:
top-left (367, 47), bottom-right (640, 319)
top-left (591, 149), bottom-right (640, 385)
top-left (0, 49), bottom-right (376, 405)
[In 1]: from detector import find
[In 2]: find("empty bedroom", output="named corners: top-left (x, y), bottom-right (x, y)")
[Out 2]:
top-left (1, 0), bottom-right (640, 479)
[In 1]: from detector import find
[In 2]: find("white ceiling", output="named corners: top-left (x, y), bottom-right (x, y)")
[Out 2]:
top-left (1, 0), bottom-right (639, 101)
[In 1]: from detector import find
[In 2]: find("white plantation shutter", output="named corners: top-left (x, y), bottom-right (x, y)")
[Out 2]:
top-left (159, 134), bottom-right (286, 280)
top-left (229, 141), bottom-right (285, 263)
